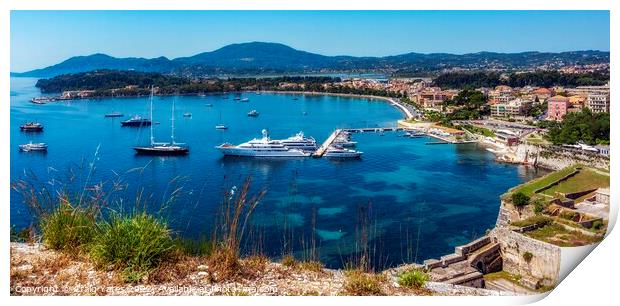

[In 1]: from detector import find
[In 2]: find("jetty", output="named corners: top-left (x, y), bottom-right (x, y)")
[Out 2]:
top-left (313, 129), bottom-right (343, 157)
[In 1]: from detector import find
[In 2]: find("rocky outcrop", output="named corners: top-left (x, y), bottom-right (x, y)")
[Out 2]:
top-left (509, 143), bottom-right (609, 171)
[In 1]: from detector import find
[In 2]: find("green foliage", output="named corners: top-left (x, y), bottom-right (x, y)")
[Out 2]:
top-left (511, 192), bottom-right (531, 207)
top-left (533, 199), bottom-right (546, 214)
top-left (523, 251), bottom-right (534, 263)
top-left (434, 71), bottom-right (609, 89)
top-left (510, 215), bottom-right (553, 228)
top-left (462, 124), bottom-right (495, 137)
top-left (591, 220), bottom-right (604, 230)
top-left (397, 269), bottom-right (429, 289)
top-left (90, 213), bottom-right (174, 282)
top-left (40, 202), bottom-right (97, 252)
top-left (545, 108), bottom-right (610, 145)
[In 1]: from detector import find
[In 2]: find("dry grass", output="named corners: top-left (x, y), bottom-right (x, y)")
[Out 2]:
top-left (298, 260), bottom-right (325, 274)
top-left (342, 269), bottom-right (386, 296)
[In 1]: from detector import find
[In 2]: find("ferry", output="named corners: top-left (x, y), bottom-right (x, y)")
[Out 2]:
top-left (20, 122), bottom-right (44, 132)
top-left (216, 129), bottom-right (311, 157)
top-left (247, 110), bottom-right (259, 117)
top-left (279, 131), bottom-right (317, 151)
top-left (324, 146), bottom-right (363, 158)
top-left (121, 115), bottom-right (151, 127)
top-left (19, 142), bottom-right (48, 152)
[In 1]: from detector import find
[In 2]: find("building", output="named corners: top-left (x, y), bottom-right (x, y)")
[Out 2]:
top-left (495, 131), bottom-right (520, 146)
top-left (586, 93), bottom-right (610, 113)
top-left (532, 87), bottom-right (553, 102)
top-left (490, 99), bottom-right (533, 117)
top-left (546, 95), bottom-right (571, 121)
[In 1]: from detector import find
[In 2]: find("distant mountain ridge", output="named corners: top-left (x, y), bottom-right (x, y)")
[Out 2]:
top-left (12, 42), bottom-right (610, 78)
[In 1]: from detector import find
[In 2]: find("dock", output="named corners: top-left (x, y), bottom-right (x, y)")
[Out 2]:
top-left (313, 129), bottom-right (343, 157)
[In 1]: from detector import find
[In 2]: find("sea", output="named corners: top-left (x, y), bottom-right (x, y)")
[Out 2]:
top-left (10, 77), bottom-right (544, 269)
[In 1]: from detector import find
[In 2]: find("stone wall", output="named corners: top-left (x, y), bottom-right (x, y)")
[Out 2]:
top-left (490, 227), bottom-right (561, 289)
top-left (511, 143), bottom-right (609, 171)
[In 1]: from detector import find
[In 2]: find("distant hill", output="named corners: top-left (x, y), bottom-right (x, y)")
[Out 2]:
top-left (12, 42), bottom-right (610, 78)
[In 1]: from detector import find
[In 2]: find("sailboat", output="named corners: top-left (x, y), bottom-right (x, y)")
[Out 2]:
top-left (215, 111), bottom-right (228, 130)
top-left (134, 88), bottom-right (189, 155)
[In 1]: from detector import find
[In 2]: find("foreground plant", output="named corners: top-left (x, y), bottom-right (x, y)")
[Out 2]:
top-left (90, 212), bottom-right (174, 282)
top-left (40, 201), bottom-right (97, 252)
top-left (342, 269), bottom-right (386, 296)
top-left (397, 268), bottom-right (429, 289)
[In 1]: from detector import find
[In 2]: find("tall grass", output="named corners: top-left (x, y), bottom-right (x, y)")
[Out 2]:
top-left (40, 202), bottom-right (97, 252)
top-left (208, 177), bottom-right (266, 281)
top-left (90, 212), bottom-right (174, 282)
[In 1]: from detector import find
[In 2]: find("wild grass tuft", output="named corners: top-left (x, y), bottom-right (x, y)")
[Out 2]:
top-left (40, 202), bottom-right (97, 252)
top-left (342, 269), bottom-right (386, 296)
top-left (397, 268), bottom-right (429, 289)
top-left (90, 212), bottom-right (174, 282)
top-left (281, 254), bottom-right (298, 267)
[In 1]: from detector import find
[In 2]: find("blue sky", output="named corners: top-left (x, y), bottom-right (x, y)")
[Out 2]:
top-left (11, 11), bottom-right (610, 72)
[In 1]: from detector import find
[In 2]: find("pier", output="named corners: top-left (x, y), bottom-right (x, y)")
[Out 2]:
top-left (313, 129), bottom-right (343, 157)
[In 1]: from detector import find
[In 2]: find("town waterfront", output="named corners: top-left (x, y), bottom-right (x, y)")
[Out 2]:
top-left (10, 77), bottom-right (544, 268)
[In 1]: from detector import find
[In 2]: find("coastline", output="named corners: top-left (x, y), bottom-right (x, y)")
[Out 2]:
top-left (32, 89), bottom-right (416, 120)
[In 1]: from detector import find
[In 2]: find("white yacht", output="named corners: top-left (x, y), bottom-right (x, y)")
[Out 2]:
top-left (324, 146), bottom-right (363, 158)
top-left (279, 131), bottom-right (317, 151)
top-left (216, 129), bottom-right (311, 157)
top-left (19, 142), bottom-right (48, 152)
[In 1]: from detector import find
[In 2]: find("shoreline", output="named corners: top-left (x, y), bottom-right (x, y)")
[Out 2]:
top-left (32, 89), bottom-right (415, 120)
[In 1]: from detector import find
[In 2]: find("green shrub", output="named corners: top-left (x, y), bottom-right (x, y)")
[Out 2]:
top-left (90, 213), bottom-right (174, 282)
top-left (40, 203), bottom-right (97, 252)
top-left (511, 192), bottom-right (531, 207)
top-left (533, 200), bottom-right (546, 214)
top-left (523, 251), bottom-right (533, 263)
top-left (591, 220), bottom-right (604, 230)
top-left (397, 268), bottom-right (429, 289)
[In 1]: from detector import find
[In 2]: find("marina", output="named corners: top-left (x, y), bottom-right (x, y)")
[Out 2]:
top-left (10, 81), bottom-right (542, 269)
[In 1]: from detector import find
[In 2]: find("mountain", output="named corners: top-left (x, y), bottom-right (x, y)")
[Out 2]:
top-left (11, 42), bottom-right (610, 78)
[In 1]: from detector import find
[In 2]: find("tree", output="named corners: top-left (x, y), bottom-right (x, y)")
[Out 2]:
top-left (511, 192), bottom-right (530, 207)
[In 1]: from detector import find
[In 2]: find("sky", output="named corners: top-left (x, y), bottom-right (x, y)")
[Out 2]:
top-left (11, 10), bottom-right (610, 72)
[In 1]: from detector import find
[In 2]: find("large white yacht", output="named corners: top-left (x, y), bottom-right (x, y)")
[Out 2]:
top-left (279, 131), bottom-right (317, 151)
top-left (216, 129), bottom-right (311, 157)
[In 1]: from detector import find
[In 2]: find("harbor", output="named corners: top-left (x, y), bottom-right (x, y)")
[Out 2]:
top-left (11, 84), bottom-right (540, 270)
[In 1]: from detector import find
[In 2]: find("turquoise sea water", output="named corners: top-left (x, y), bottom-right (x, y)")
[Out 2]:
top-left (10, 77), bottom-right (544, 269)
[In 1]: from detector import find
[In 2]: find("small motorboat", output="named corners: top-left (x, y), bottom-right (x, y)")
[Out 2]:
top-left (324, 146), bottom-right (362, 158)
top-left (215, 124), bottom-right (228, 130)
top-left (121, 115), bottom-right (151, 127)
top-left (19, 142), bottom-right (48, 152)
top-left (183, 112), bottom-right (192, 117)
top-left (205, 103), bottom-right (214, 107)
top-left (104, 112), bottom-right (124, 118)
top-left (20, 122), bottom-right (44, 132)
top-left (240, 98), bottom-right (250, 102)
top-left (247, 110), bottom-right (259, 117)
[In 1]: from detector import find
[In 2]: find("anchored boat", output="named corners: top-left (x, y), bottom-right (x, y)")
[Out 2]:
top-left (216, 129), bottom-right (311, 157)
top-left (19, 142), bottom-right (48, 152)
top-left (121, 115), bottom-right (151, 127)
top-left (134, 88), bottom-right (189, 155)
top-left (20, 122), bottom-right (44, 132)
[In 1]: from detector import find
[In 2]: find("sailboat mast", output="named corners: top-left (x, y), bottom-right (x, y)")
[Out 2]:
top-left (171, 94), bottom-right (176, 144)
top-left (150, 86), bottom-right (154, 146)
